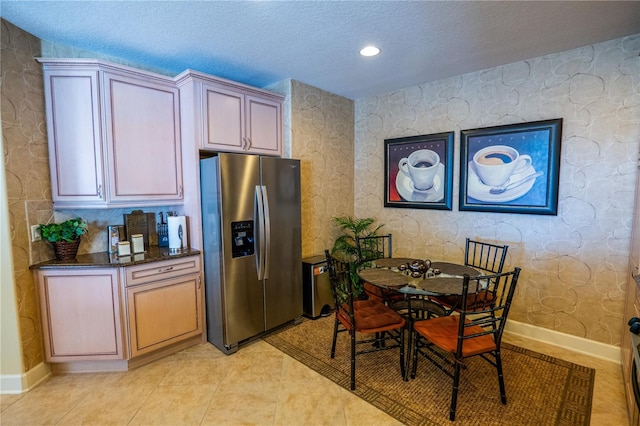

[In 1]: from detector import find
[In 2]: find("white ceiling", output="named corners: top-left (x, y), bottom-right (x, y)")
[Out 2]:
top-left (1, 1), bottom-right (639, 100)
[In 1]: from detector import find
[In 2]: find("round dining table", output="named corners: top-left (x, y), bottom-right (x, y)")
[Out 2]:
top-left (358, 260), bottom-right (481, 296)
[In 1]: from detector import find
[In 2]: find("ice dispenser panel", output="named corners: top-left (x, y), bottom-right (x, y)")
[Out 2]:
top-left (231, 220), bottom-right (254, 258)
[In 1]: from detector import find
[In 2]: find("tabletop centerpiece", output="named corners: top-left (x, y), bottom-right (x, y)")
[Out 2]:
top-left (38, 217), bottom-right (88, 260)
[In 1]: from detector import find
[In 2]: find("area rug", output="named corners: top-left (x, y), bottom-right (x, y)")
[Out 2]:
top-left (263, 316), bottom-right (594, 426)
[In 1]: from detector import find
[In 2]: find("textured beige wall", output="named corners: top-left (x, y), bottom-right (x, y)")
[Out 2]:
top-left (1, 20), bottom-right (47, 370)
top-left (354, 35), bottom-right (640, 346)
top-left (289, 80), bottom-right (355, 259)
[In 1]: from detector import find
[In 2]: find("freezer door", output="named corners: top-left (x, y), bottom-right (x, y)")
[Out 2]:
top-left (260, 157), bottom-right (303, 329)
top-left (219, 153), bottom-right (265, 345)
top-left (202, 153), bottom-right (266, 351)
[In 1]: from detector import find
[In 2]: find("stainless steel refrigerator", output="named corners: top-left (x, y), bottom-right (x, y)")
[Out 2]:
top-left (200, 153), bottom-right (302, 354)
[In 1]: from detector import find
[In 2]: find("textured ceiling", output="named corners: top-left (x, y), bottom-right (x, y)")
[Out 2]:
top-left (1, 1), bottom-right (639, 100)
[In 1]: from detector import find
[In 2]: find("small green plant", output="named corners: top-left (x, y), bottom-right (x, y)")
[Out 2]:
top-left (330, 216), bottom-right (383, 298)
top-left (38, 218), bottom-right (88, 243)
top-left (330, 216), bottom-right (383, 261)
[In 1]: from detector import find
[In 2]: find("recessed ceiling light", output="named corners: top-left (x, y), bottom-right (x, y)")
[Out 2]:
top-left (360, 46), bottom-right (380, 57)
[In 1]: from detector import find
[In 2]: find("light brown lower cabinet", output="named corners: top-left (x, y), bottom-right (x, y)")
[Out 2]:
top-left (34, 254), bottom-right (203, 371)
top-left (126, 267), bottom-right (202, 358)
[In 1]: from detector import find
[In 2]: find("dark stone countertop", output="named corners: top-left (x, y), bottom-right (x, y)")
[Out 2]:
top-left (30, 247), bottom-right (201, 270)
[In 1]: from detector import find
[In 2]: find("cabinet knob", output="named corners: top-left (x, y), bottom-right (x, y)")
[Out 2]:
top-left (159, 266), bottom-right (174, 273)
top-left (97, 184), bottom-right (103, 198)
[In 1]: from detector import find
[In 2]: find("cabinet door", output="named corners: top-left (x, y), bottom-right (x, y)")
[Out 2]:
top-left (245, 95), bottom-right (282, 156)
top-left (126, 274), bottom-right (202, 358)
top-left (42, 69), bottom-right (106, 206)
top-left (36, 269), bottom-right (123, 361)
top-left (201, 83), bottom-right (245, 152)
top-left (103, 72), bottom-right (183, 204)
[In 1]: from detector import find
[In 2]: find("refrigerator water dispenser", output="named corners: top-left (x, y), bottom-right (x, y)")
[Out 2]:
top-left (231, 220), bottom-right (254, 258)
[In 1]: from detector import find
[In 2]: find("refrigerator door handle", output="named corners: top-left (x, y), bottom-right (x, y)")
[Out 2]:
top-left (261, 185), bottom-right (271, 279)
top-left (255, 185), bottom-right (266, 280)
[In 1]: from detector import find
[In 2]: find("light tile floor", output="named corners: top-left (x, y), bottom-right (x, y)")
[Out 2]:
top-left (0, 332), bottom-right (630, 425)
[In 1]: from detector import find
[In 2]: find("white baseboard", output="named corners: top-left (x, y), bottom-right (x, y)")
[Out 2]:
top-left (0, 362), bottom-right (51, 394)
top-left (505, 319), bottom-right (621, 364)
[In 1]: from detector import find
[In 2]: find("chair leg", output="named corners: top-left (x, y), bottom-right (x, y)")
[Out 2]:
top-left (399, 328), bottom-right (406, 380)
top-left (331, 316), bottom-right (339, 359)
top-left (450, 359), bottom-right (462, 421)
top-left (350, 328), bottom-right (356, 391)
top-left (495, 350), bottom-right (507, 404)
top-left (373, 331), bottom-right (381, 348)
top-left (410, 330), bottom-right (419, 379)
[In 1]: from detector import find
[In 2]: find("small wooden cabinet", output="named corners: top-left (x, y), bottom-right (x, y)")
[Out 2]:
top-left (36, 268), bottom-right (124, 362)
top-left (177, 70), bottom-right (283, 156)
top-left (33, 254), bottom-right (202, 370)
top-left (124, 257), bottom-right (202, 358)
top-left (38, 58), bottom-right (183, 209)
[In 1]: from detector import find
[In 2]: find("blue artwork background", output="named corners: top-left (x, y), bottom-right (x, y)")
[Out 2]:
top-left (466, 129), bottom-right (550, 206)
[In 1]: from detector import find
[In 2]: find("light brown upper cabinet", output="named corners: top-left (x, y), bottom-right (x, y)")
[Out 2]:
top-left (38, 59), bottom-right (183, 209)
top-left (176, 70), bottom-right (283, 156)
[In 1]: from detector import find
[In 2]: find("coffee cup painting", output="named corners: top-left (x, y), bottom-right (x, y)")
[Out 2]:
top-left (384, 132), bottom-right (454, 210)
top-left (459, 119), bottom-right (563, 215)
top-left (398, 149), bottom-right (441, 191)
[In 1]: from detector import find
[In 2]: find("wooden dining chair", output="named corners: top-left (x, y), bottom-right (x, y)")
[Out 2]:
top-left (356, 234), bottom-right (404, 304)
top-left (325, 250), bottom-right (406, 391)
top-left (430, 238), bottom-right (508, 313)
top-left (409, 267), bottom-right (521, 421)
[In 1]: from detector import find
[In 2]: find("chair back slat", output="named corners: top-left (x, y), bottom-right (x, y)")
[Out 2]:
top-left (356, 234), bottom-right (392, 263)
top-left (457, 267), bottom-right (521, 354)
top-left (325, 250), bottom-right (355, 321)
top-left (465, 238), bottom-right (508, 274)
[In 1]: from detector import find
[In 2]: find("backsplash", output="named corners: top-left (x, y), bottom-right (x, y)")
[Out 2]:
top-left (354, 34), bottom-right (640, 346)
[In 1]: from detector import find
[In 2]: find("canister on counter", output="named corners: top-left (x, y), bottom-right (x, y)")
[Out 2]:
top-left (131, 234), bottom-right (144, 253)
top-left (117, 241), bottom-right (131, 256)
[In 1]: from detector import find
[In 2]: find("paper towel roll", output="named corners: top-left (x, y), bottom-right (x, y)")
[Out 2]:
top-left (168, 216), bottom-right (187, 252)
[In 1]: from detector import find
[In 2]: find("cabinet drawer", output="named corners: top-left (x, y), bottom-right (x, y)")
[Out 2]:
top-left (125, 255), bottom-right (200, 287)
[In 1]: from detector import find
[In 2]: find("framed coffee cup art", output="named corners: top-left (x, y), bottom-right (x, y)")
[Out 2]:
top-left (459, 119), bottom-right (562, 215)
top-left (384, 132), bottom-right (454, 210)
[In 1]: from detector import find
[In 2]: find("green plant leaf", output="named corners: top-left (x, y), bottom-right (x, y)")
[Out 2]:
top-left (38, 218), bottom-right (88, 243)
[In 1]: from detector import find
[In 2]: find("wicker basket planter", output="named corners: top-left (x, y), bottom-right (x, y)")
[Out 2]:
top-left (52, 238), bottom-right (81, 260)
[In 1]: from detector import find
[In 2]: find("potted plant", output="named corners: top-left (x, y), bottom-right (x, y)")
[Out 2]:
top-left (330, 216), bottom-right (383, 297)
top-left (38, 217), bottom-right (88, 260)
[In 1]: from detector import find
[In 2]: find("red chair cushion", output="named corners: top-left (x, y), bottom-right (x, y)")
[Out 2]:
top-left (337, 299), bottom-right (405, 333)
top-left (414, 315), bottom-right (496, 358)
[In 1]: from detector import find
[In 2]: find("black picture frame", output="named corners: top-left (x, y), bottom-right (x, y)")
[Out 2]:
top-left (384, 132), bottom-right (454, 210)
top-left (459, 118), bottom-right (562, 215)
